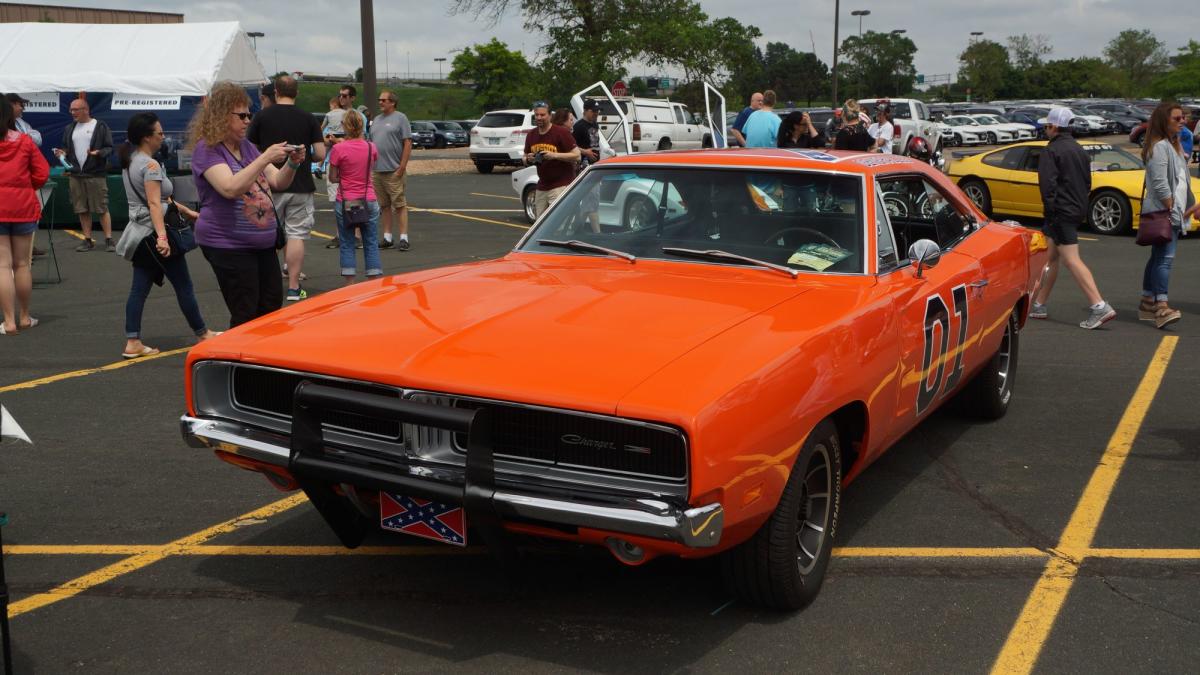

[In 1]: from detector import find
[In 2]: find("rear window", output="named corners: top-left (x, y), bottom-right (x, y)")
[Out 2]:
top-left (412, 122), bottom-right (435, 131)
top-left (861, 101), bottom-right (912, 120)
top-left (478, 113), bottom-right (526, 129)
top-left (597, 101), bottom-right (631, 117)
top-left (433, 121), bottom-right (463, 130)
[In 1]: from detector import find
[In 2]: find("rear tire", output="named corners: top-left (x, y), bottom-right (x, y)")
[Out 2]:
top-left (1088, 190), bottom-right (1132, 235)
top-left (956, 309), bottom-right (1019, 420)
top-left (522, 186), bottom-right (537, 223)
top-left (721, 419), bottom-right (842, 610)
top-left (657, 138), bottom-right (672, 151)
top-left (475, 162), bottom-right (494, 174)
top-left (960, 179), bottom-right (992, 217)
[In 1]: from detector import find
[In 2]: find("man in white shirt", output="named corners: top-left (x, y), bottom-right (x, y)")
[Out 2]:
top-left (867, 104), bottom-right (895, 154)
top-left (53, 98), bottom-right (114, 252)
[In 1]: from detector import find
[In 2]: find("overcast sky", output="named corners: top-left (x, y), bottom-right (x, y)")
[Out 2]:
top-left (24, 1), bottom-right (1193, 86)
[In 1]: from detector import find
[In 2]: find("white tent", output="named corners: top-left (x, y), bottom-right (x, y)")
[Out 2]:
top-left (0, 22), bottom-right (266, 96)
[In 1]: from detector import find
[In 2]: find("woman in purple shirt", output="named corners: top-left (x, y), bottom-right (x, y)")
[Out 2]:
top-left (188, 82), bottom-right (304, 327)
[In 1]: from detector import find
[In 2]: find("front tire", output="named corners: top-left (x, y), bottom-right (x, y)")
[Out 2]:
top-left (722, 419), bottom-right (842, 610)
top-left (522, 186), bottom-right (537, 223)
top-left (953, 133), bottom-right (963, 146)
top-left (1088, 190), bottom-right (1132, 235)
top-left (986, 132), bottom-right (997, 145)
top-left (622, 194), bottom-right (655, 229)
top-left (956, 309), bottom-right (1019, 419)
top-left (960, 179), bottom-right (992, 217)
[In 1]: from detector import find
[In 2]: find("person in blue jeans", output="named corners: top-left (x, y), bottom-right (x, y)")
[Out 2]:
top-left (115, 112), bottom-right (219, 357)
top-left (327, 110), bottom-right (382, 283)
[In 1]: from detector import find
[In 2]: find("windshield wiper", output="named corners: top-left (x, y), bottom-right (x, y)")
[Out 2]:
top-left (537, 239), bottom-right (636, 262)
top-left (661, 247), bottom-right (799, 278)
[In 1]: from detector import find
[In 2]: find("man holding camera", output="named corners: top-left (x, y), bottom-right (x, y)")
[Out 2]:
top-left (524, 101), bottom-right (579, 217)
top-left (247, 76), bottom-right (325, 301)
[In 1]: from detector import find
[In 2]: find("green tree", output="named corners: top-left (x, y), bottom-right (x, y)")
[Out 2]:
top-left (839, 31), bottom-right (918, 99)
top-left (1006, 34), bottom-right (1052, 70)
top-left (1104, 29), bottom-right (1169, 98)
top-left (629, 77), bottom-right (650, 96)
top-left (448, 38), bottom-right (535, 111)
top-left (1152, 41), bottom-right (1200, 98)
top-left (958, 39), bottom-right (1011, 101)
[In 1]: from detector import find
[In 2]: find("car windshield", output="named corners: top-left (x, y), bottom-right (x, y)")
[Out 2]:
top-left (434, 121), bottom-right (463, 130)
top-left (1084, 145), bottom-right (1143, 171)
top-left (478, 113), bottom-right (526, 128)
top-left (946, 117), bottom-right (977, 127)
top-left (977, 115), bottom-right (1004, 125)
top-left (412, 122), bottom-right (435, 131)
top-left (519, 167), bottom-right (866, 274)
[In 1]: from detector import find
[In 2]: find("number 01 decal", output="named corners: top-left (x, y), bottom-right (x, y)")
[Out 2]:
top-left (917, 284), bottom-right (969, 415)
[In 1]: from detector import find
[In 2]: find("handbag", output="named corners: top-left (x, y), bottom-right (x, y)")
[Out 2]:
top-left (124, 167), bottom-right (196, 256)
top-left (1136, 173), bottom-right (1175, 247)
top-left (124, 169), bottom-right (186, 261)
top-left (340, 141), bottom-right (374, 227)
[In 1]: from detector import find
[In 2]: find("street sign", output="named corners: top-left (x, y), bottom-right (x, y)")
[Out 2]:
top-left (613, 80), bottom-right (627, 97)
top-left (660, 77), bottom-right (670, 89)
top-left (916, 74), bottom-right (924, 84)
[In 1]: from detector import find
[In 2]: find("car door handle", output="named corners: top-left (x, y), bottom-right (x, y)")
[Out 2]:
top-left (969, 279), bottom-right (989, 288)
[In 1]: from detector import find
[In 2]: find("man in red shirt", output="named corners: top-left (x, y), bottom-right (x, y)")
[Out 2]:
top-left (523, 101), bottom-right (579, 217)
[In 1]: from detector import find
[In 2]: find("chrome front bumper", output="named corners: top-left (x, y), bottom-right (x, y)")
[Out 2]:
top-left (180, 415), bottom-right (723, 548)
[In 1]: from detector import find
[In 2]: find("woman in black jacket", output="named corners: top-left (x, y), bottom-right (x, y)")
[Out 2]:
top-left (778, 111), bottom-right (824, 148)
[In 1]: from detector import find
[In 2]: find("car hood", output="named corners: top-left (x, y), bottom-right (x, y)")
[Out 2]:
top-left (206, 257), bottom-right (812, 414)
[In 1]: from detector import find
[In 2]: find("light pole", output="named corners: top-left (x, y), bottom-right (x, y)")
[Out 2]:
top-left (384, 39), bottom-right (389, 82)
top-left (434, 57), bottom-right (447, 80)
top-left (832, 0), bottom-right (841, 107)
top-left (891, 30), bottom-right (907, 96)
top-left (247, 31), bottom-right (264, 53)
top-left (969, 31), bottom-right (983, 43)
top-left (851, 9), bottom-right (870, 38)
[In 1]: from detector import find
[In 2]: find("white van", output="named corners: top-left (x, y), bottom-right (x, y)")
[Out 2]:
top-left (597, 97), bottom-right (713, 153)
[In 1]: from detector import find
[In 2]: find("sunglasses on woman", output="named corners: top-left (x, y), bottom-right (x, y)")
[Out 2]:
top-left (230, 112), bottom-right (252, 121)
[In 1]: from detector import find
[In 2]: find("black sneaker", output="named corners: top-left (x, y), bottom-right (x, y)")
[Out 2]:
top-left (325, 238), bottom-right (339, 249)
top-left (397, 239), bottom-right (410, 251)
top-left (75, 238), bottom-right (95, 252)
top-left (379, 238), bottom-right (394, 249)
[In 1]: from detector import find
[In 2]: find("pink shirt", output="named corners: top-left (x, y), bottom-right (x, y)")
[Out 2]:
top-left (329, 139), bottom-right (377, 202)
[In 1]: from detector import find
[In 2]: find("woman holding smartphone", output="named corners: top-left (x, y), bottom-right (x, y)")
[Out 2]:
top-left (187, 82), bottom-right (303, 328)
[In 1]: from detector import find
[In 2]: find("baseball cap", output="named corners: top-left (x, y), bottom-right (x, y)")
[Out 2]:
top-left (582, 99), bottom-right (601, 112)
top-left (834, 109), bottom-right (843, 117)
top-left (4, 93), bottom-right (30, 105)
top-left (1046, 107), bottom-right (1073, 127)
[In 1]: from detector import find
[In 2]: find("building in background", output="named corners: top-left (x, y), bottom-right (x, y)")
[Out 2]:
top-left (0, 3), bottom-right (182, 24)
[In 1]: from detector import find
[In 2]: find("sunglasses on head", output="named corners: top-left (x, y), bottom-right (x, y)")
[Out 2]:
top-left (532, 100), bottom-right (548, 109)
top-left (230, 112), bottom-right (252, 121)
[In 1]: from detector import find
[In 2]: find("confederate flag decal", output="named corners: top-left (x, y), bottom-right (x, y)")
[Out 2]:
top-left (379, 492), bottom-right (467, 546)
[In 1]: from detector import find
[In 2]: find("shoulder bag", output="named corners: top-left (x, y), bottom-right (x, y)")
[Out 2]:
top-left (123, 168), bottom-right (196, 260)
top-left (1136, 153), bottom-right (1175, 247)
top-left (342, 142), bottom-right (374, 227)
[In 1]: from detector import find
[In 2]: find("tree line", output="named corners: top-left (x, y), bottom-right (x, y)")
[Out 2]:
top-left (444, 2), bottom-right (1194, 114)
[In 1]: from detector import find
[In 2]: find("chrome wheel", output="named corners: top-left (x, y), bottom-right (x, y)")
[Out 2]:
top-left (996, 319), bottom-right (1013, 405)
top-left (1089, 193), bottom-right (1127, 234)
top-left (795, 443), bottom-right (832, 575)
top-left (623, 195), bottom-right (655, 229)
top-left (522, 187), bottom-right (537, 223)
top-left (964, 183), bottom-right (987, 209)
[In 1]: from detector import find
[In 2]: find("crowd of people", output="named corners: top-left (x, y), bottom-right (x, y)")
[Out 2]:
top-left (0, 82), bottom-right (1194, 346)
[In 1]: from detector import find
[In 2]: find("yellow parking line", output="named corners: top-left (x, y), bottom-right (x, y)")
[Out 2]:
top-left (991, 336), bottom-right (1178, 675)
top-left (0, 347), bottom-right (190, 394)
top-left (470, 192), bottom-right (521, 201)
top-left (6, 494), bottom-right (307, 619)
top-left (1087, 548), bottom-right (1200, 559)
top-left (1078, 236), bottom-right (1099, 241)
top-left (833, 547), bottom-right (1047, 558)
top-left (422, 208), bottom-right (528, 230)
top-left (6, 545), bottom-right (156, 555)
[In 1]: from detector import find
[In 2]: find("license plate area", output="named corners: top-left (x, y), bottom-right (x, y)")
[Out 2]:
top-left (379, 492), bottom-right (467, 546)
top-left (487, 137), bottom-right (501, 145)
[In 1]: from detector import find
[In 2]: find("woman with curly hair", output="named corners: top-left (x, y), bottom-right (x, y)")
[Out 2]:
top-left (188, 81), bottom-right (304, 328)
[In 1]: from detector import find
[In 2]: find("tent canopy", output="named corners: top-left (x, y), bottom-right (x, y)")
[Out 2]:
top-left (0, 22), bottom-right (266, 96)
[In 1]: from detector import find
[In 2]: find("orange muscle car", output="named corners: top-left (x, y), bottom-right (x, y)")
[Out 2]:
top-left (181, 148), bottom-right (1048, 609)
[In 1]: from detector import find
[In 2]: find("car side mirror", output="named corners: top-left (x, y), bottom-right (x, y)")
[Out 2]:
top-left (908, 239), bottom-right (941, 278)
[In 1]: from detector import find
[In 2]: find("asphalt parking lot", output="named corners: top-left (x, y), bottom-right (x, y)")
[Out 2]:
top-left (1, 152), bottom-right (1197, 673)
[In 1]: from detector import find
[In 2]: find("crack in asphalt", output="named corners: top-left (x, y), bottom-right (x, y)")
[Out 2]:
top-left (1095, 575), bottom-right (1200, 626)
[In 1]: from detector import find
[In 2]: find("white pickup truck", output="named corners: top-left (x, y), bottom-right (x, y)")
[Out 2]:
top-left (859, 98), bottom-right (943, 165)
top-left (597, 97), bottom-right (715, 153)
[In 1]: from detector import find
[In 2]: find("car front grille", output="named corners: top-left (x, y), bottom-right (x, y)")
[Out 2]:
top-left (231, 366), bottom-right (402, 440)
top-left (408, 395), bottom-right (688, 482)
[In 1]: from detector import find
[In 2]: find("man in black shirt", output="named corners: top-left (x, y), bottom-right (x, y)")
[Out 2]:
top-left (247, 76), bottom-right (326, 301)
top-left (573, 99), bottom-right (601, 170)
top-left (1030, 107), bottom-right (1114, 329)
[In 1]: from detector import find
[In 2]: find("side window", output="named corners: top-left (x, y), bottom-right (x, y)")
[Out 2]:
top-left (982, 148), bottom-right (1013, 168)
top-left (875, 188), bottom-right (901, 271)
top-left (673, 106), bottom-right (687, 125)
top-left (878, 176), bottom-right (974, 250)
top-left (1020, 148), bottom-right (1042, 172)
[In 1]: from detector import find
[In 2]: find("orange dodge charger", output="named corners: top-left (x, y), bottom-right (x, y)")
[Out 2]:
top-left (182, 148), bottom-right (1048, 610)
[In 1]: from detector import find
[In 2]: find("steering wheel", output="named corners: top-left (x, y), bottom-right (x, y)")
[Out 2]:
top-left (763, 227), bottom-right (842, 249)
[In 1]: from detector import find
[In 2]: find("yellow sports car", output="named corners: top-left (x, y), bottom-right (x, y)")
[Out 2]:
top-left (948, 140), bottom-right (1200, 235)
